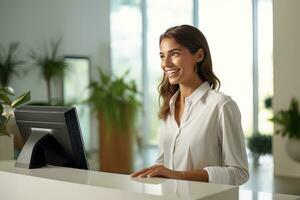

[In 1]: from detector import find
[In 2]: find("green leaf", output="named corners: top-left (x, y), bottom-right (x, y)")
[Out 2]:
top-left (50, 38), bottom-right (62, 60)
top-left (29, 38), bottom-right (67, 103)
top-left (0, 86), bottom-right (15, 95)
top-left (0, 42), bottom-right (24, 87)
top-left (248, 133), bottom-right (272, 155)
top-left (0, 93), bottom-right (12, 105)
top-left (272, 97), bottom-right (300, 139)
top-left (11, 91), bottom-right (31, 107)
top-left (86, 68), bottom-right (141, 134)
top-left (98, 68), bottom-right (110, 85)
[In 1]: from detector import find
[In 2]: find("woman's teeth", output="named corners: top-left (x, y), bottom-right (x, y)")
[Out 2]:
top-left (165, 69), bottom-right (180, 75)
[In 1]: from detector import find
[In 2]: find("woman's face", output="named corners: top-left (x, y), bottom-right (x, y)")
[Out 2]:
top-left (160, 37), bottom-right (202, 85)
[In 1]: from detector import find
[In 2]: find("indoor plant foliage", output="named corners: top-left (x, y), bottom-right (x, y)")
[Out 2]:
top-left (88, 69), bottom-right (140, 133)
top-left (271, 98), bottom-right (300, 139)
top-left (29, 38), bottom-right (68, 104)
top-left (87, 69), bottom-right (140, 173)
top-left (248, 133), bottom-right (272, 166)
top-left (264, 96), bottom-right (272, 110)
top-left (0, 42), bottom-right (24, 87)
top-left (271, 98), bottom-right (300, 162)
top-left (0, 87), bottom-right (31, 136)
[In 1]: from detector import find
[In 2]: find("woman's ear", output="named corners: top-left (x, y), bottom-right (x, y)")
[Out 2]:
top-left (194, 48), bottom-right (205, 62)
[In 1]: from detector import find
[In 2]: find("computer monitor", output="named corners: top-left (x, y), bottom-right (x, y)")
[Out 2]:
top-left (14, 106), bottom-right (88, 170)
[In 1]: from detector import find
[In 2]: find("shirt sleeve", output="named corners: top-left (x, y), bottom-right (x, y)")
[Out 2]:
top-left (204, 99), bottom-right (249, 185)
top-left (155, 124), bottom-right (164, 165)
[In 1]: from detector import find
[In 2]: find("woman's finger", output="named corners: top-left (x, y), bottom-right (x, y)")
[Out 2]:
top-left (131, 167), bottom-right (151, 177)
top-left (138, 166), bottom-right (161, 177)
top-left (139, 169), bottom-right (155, 178)
top-left (148, 169), bottom-right (166, 178)
top-left (148, 167), bottom-right (175, 178)
top-left (143, 167), bottom-right (164, 178)
top-left (131, 165), bottom-right (162, 177)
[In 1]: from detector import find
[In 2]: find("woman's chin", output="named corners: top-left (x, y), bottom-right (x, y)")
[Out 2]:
top-left (168, 78), bottom-right (180, 85)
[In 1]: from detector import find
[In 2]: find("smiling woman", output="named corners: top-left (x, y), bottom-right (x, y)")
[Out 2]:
top-left (132, 25), bottom-right (249, 186)
top-left (158, 25), bottom-right (220, 121)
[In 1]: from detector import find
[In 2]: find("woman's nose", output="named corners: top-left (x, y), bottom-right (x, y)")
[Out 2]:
top-left (162, 56), bottom-right (172, 68)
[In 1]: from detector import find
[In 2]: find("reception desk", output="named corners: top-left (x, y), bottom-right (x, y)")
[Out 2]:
top-left (0, 161), bottom-right (299, 200)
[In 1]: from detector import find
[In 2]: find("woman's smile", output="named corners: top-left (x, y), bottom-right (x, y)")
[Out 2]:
top-left (164, 68), bottom-right (181, 77)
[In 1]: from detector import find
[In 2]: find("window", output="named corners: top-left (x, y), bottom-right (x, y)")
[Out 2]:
top-left (63, 57), bottom-right (91, 149)
top-left (257, 0), bottom-right (273, 135)
top-left (198, 0), bottom-right (253, 136)
top-left (110, 1), bottom-right (144, 143)
top-left (110, 0), bottom-right (142, 87)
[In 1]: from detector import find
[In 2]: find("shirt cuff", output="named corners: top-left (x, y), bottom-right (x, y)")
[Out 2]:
top-left (203, 166), bottom-right (230, 185)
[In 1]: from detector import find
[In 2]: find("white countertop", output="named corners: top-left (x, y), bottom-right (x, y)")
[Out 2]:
top-left (0, 160), bottom-right (237, 200)
top-left (0, 160), bottom-right (299, 200)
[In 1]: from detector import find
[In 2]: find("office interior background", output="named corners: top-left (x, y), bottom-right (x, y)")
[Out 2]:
top-left (0, 0), bottom-right (300, 196)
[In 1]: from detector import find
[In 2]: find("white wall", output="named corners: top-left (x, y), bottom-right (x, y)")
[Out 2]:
top-left (273, 0), bottom-right (300, 177)
top-left (0, 0), bottom-right (111, 150)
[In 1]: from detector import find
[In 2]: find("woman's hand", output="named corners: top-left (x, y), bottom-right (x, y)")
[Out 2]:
top-left (131, 164), bottom-right (163, 177)
top-left (131, 164), bottom-right (180, 179)
top-left (131, 166), bottom-right (209, 182)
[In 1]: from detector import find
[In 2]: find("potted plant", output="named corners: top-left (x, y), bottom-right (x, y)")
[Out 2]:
top-left (0, 42), bottom-right (24, 87)
top-left (248, 133), bottom-right (272, 166)
top-left (87, 69), bottom-right (140, 174)
top-left (0, 86), bottom-right (30, 159)
top-left (264, 96), bottom-right (272, 109)
top-left (29, 38), bottom-right (68, 104)
top-left (271, 98), bottom-right (300, 161)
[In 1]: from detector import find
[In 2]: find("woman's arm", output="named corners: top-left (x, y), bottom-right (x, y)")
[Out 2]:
top-left (131, 164), bottom-right (248, 186)
top-left (204, 166), bottom-right (249, 185)
top-left (207, 99), bottom-right (249, 185)
top-left (131, 165), bottom-right (208, 182)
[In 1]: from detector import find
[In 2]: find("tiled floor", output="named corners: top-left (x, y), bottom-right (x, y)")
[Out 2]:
top-left (241, 155), bottom-right (300, 195)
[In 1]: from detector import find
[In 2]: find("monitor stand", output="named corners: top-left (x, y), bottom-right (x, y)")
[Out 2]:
top-left (15, 129), bottom-right (51, 169)
top-left (15, 128), bottom-right (72, 169)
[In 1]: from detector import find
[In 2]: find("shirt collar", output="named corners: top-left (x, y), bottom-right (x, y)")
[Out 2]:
top-left (186, 81), bottom-right (211, 105)
top-left (169, 81), bottom-right (211, 107)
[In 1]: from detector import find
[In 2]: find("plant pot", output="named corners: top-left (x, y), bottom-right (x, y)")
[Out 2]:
top-left (286, 138), bottom-right (300, 162)
top-left (98, 116), bottom-right (134, 174)
top-left (0, 134), bottom-right (14, 160)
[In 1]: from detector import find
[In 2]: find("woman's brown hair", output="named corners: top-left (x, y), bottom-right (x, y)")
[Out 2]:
top-left (158, 25), bottom-right (220, 120)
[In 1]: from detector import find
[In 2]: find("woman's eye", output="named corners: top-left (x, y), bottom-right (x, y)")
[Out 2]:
top-left (171, 52), bottom-right (179, 57)
top-left (160, 55), bottom-right (165, 59)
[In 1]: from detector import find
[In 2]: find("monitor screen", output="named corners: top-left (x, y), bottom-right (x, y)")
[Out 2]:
top-left (14, 106), bottom-right (88, 170)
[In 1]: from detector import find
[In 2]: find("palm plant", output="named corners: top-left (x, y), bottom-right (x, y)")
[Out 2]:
top-left (88, 69), bottom-right (140, 133)
top-left (29, 38), bottom-right (67, 104)
top-left (0, 42), bottom-right (24, 87)
top-left (87, 69), bottom-right (141, 173)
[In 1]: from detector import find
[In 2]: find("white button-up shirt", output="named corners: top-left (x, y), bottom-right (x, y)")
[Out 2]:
top-left (155, 82), bottom-right (249, 185)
